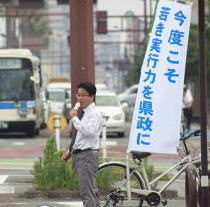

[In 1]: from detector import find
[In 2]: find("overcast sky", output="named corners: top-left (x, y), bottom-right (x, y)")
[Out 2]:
top-left (97, 0), bottom-right (147, 29)
top-left (97, 0), bottom-right (144, 15)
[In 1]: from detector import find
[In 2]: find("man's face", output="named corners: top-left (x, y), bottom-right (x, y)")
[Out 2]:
top-left (76, 88), bottom-right (94, 108)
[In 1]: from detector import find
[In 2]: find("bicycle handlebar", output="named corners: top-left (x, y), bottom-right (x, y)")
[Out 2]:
top-left (178, 129), bottom-right (200, 156)
top-left (179, 129), bottom-right (200, 141)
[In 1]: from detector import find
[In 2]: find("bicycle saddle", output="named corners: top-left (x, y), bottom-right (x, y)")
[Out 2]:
top-left (131, 151), bottom-right (151, 160)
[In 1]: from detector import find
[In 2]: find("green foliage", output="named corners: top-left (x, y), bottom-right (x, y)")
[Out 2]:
top-left (97, 167), bottom-right (118, 190)
top-left (25, 15), bottom-right (50, 38)
top-left (185, 25), bottom-right (199, 81)
top-left (185, 22), bottom-right (210, 81)
top-left (32, 137), bottom-right (79, 190)
top-left (96, 157), bottom-right (156, 190)
top-left (143, 158), bottom-right (155, 182)
top-left (124, 49), bottom-right (145, 87)
top-left (21, 6), bottom-right (50, 48)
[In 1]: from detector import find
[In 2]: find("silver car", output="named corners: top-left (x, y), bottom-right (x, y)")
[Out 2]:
top-left (96, 91), bottom-right (126, 137)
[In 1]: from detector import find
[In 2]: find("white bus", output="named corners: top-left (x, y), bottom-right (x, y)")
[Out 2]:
top-left (0, 49), bottom-right (45, 137)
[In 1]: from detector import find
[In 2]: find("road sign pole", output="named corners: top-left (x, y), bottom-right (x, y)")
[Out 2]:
top-left (54, 115), bottom-right (61, 151)
top-left (101, 115), bottom-right (107, 158)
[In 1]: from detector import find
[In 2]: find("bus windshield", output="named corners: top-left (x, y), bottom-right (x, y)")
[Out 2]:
top-left (0, 69), bottom-right (34, 101)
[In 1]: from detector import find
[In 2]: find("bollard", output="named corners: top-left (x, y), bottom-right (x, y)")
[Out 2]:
top-left (54, 114), bottom-right (61, 151)
top-left (101, 114), bottom-right (107, 158)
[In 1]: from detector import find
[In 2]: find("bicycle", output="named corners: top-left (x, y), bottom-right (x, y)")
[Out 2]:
top-left (97, 129), bottom-right (201, 207)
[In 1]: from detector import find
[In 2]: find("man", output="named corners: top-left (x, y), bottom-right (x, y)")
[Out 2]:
top-left (183, 84), bottom-right (193, 132)
top-left (62, 82), bottom-right (102, 207)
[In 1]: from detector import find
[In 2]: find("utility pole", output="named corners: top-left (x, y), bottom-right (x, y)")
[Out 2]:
top-left (198, 0), bottom-right (209, 206)
top-left (143, 0), bottom-right (148, 39)
top-left (69, 0), bottom-right (95, 105)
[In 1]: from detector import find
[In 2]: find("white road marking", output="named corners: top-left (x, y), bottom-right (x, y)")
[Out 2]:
top-left (0, 186), bottom-right (15, 194)
top-left (53, 201), bottom-right (83, 206)
top-left (0, 175), bottom-right (8, 184)
top-left (106, 141), bottom-right (117, 146)
top-left (0, 167), bottom-right (32, 170)
top-left (11, 142), bottom-right (25, 146)
top-left (0, 203), bottom-right (27, 205)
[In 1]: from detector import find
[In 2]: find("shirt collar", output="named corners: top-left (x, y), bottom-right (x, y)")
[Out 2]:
top-left (83, 102), bottom-right (95, 113)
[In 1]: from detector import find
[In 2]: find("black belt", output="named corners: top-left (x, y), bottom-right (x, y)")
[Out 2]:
top-left (72, 148), bottom-right (92, 154)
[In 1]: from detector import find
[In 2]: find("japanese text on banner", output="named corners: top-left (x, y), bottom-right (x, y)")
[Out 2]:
top-left (128, 0), bottom-right (192, 154)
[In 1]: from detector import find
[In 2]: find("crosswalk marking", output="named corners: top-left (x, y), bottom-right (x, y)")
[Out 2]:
top-left (0, 186), bottom-right (15, 194)
top-left (106, 141), bottom-right (117, 146)
top-left (0, 175), bottom-right (8, 184)
top-left (11, 142), bottom-right (25, 146)
top-left (53, 201), bottom-right (83, 206)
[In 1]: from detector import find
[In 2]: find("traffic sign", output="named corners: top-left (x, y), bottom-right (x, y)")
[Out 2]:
top-left (47, 112), bottom-right (67, 133)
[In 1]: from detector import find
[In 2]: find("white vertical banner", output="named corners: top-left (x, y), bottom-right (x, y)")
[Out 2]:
top-left (128, 0), bottom-right (192, 154)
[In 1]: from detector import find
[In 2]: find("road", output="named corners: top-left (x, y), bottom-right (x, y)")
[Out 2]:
top-left (0, 122), bottom-right (205, 206)
top-left (0, 125), bottom-right (129, 160)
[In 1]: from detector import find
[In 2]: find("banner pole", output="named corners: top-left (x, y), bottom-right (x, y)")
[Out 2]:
top-left (198, 0), bottom-right (209, 205)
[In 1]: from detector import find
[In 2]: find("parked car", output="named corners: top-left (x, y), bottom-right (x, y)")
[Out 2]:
top-left (118, 84), bottom-right (138, 107)
top-left (96, 83), bottom-right (108, 91)
top-left (118, 84), bottom-right (139, 120)
top-left (96, 91), bottom-right (126, 137)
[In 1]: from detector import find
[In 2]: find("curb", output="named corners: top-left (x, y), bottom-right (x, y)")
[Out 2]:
top-left (19, 189), bottom-right (80, 199)
top-left (18, 187), bottom-right (179, 200)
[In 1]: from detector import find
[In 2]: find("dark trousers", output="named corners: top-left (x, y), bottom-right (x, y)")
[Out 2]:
top-left (183, 107), bottom-right (193, 130)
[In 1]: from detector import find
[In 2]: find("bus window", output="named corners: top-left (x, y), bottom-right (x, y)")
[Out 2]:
top-left (0, 69), bottom-right (34, 101)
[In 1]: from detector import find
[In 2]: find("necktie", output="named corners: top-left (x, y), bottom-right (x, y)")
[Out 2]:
top-left (69, 110), bottom-right (84, 153)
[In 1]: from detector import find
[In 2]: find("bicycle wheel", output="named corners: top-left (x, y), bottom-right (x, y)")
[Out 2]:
top-left (97, 162), bottom-right (145, 207)
top-left (185, 164), bottom-right (198, 207)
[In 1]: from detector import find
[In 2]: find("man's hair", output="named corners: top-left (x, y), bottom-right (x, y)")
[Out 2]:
top-left (77, 82), bottom-right (96, 96)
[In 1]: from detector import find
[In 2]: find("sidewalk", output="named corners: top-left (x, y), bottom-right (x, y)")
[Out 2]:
top-left (0, 198), bottom-right (186, 207)
top-left (0, 170), bottom-right (186, 206)
top-left (0, 174), bottom-right (186, 207)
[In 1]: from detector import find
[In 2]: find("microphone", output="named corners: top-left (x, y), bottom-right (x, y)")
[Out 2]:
top-left (74, 102), bottom-right (80, 111)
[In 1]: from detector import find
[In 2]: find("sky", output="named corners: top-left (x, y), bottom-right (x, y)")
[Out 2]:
top-left (97, 0), bottom-right (145, 16)
top-left (97, 0), bottom-right (149, 29)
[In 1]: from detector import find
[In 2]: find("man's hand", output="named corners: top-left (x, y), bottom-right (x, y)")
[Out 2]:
top-left (69, 109), bottom-right (77, 119)
top-left (62, 151), bottom-right (71, 162)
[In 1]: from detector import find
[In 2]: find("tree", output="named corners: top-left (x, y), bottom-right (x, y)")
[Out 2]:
top-left (185, 19), bottom-right (210, 81)
top-left (20, 3), bottom-right (50, 50)
top-left (21, 12), bottom-right (50, 48)
top-left (124, 48), bottom-right (145, 87)
top-left (185, 24), bottom-right (199, 81)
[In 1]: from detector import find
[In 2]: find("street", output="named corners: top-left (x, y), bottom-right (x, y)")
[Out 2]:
top-left (0, 122), bottom-right (207, 206)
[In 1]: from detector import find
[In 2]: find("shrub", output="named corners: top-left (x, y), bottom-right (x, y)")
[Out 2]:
top-left (32, 137), bottom-right (79, 190)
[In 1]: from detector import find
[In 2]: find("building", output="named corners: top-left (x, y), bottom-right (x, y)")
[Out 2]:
top-left (40, 0), bottom-right (70, 85)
